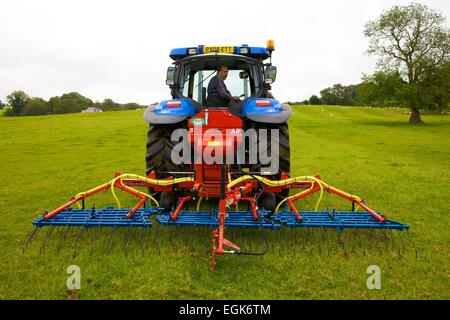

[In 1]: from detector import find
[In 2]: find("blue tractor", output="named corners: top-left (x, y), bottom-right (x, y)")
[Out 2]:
top-left (144, 41), bottom-right (292, 210)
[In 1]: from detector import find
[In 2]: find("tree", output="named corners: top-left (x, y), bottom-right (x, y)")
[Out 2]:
top-left (308, 95), bottom-right (321, 105)
top-left (123, 102), bottom-right (143, 110)
top-left (356, 71), bottom-right (406, 107)
top-left (6, 90), bottom-right (29, 115)
top-left (51, 92), bottom-right (93, 114)
top-left (320, 84), bottom-right (354, 106)
top-left (364, 3), bottom-right (450, 124)
top-left (97, 98), bottom-right (120, 111)
top-left (53, 98), bottom-right (79, 114)
top-left (21, 98), bottom-right (51, 116)
top-left (418, 61), bottom-right (450, 113)
top-left (0, 99), bottom-right (4, 109)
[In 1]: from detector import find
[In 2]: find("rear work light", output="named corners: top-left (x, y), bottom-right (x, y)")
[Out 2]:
top-left (239, 47), bottom-right (249, 54)
top-left (167, 101), bottom-right (182, 107)
top-left (256, 100), bottom-right (271, 106)
top-left (188, 48), bottom-right (198, 55)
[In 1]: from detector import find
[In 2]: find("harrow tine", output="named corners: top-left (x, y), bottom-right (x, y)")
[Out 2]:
top-left (360, 229), bottom-right (367, 256)
top-left (387, 228), bottom-right (396, 251)
top-left (251, 228), bottom-right (256, 252)
top-left (89, 227), bottom-right (100, 257)
top-left (141, 229), bottom-right (150, 257)
top-left (356, 228), bottom-right (363, 253)
top-left (367, 228), bottom-right (374, 253)
top-left (406, 230), bottom-right (418, 259)
top-left (123, 226), bottom-right (134, 256)
top-left (260, 228), bottom-right (268, 254)
top-left (291, 227), bottom-right (296, 256)
top-left (299, 228), bottom-right (309, 251)
top-left (39, 226), bottom-right (55, 257)
top-left (393, 230), bottom-right (406, 256)
top-left (55, 226), bottom-right (69, 253)
top-left (309, 228), bottom-right (315, 255)
top-left (388, 229), bottom-right (402, 258)
top-left (326, 228), bottom-right (331, 256)
top-left (73, 227), bottom-right (86, 258)
top-left (23, 226), bottom-right (40, 253)
top-left (384, 229), bottom-right (390, 251)
top-left (303, 228), bottom-right (309, 251)
top-left (318, 227), bottom-right (324, 255)
top-left (107, 227), bottom-right (119, 253)
top-left (269, 229), bottom-right (274, 251)
top-left (351, 229), bottom-right (357, 253)
top-left (312, 228), bottom-right (317, 255)
top-left (57, 226), bottom-right (73, 253)
top-left (174, 227), bottom-right (180, 255)
top-left (156, 223), bottom-right (162, 256)
top-left (277, 227), bottom-right (281, 257)
top-left (306, 228), bottom-right (312, 255)
top-left (337, 231), bottom-right (347, 256)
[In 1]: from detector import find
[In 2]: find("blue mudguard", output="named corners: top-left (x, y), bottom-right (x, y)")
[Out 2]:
top-left (144, 99), bottom-right (197, 124)
top-left (243, 98), bottom-right (292, 124)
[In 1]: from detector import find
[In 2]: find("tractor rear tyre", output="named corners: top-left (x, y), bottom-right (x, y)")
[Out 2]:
top-left (247, 122), bottom-right (291, 210)
top-left (145, 123), bottom-right (189, 210)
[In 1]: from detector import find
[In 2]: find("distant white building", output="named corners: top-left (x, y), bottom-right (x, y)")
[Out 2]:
top-left (82, 107), bottom-right (103, 113)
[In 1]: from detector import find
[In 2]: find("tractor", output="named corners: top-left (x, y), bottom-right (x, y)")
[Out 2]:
top-left (144, 41), bottom-right (291, 212)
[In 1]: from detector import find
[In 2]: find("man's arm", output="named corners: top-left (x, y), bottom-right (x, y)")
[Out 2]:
top-left (216, 80), bottom-right (234, 101)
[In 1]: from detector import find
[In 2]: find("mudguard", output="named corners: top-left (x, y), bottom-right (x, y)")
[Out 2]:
top-left (242, 98), bottom-right (292, 124)
top-left (144, 99), bottom-right (196, 124)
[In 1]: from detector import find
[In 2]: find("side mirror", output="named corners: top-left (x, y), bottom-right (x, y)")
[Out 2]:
top-left (264, 66), bottom-right (277, 84)
top-left (239, 71), bottom-right (249, 79)
top-left (166, 67), bottom-right (175, 86)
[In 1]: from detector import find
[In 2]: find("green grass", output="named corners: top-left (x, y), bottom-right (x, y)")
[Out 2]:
top-left (0, 106), bottom-right (449, 299)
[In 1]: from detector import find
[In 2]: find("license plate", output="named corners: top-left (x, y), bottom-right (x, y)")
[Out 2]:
top-left (204, 46), bottom-right (234, 54)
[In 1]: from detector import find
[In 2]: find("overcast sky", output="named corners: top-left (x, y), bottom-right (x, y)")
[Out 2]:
top-left (1, 0), bottom-right (449, 104)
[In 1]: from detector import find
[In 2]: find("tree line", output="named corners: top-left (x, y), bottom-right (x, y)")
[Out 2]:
top-left (1, 91), bottom-right (146, 116)
top-left (291, 3), bottom-right (450, 124)
top-left (294, 60), bottom-right (449, 114)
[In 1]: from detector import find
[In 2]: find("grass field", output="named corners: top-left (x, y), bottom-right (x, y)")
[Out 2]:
top-left (0, 106), bottom-right (449, 299)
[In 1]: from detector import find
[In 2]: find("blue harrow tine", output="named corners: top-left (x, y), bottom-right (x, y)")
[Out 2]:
top-left (55, 226), bottom-right (68, 253)
top-left (406, 230), bottom-right (418, 259)
top-left (89, 227), bottom-right (99, 257)
top-left (39, 226), bottom-right (55, 257)
top-left (123, 227), bottom-right (132, 256)
top-left (394, 229), bottom-right (406, 256)
top-left (107, 227), bottom-right (119, 252)
top-left (57, 226), bottom-right (72, 253)
top-left (73, 227), bottom-right (86, 258)
top-left (141, 229), bottom-right (150, 257)
top-left (23, 226), bottom-right (40, 253)
top-left (324, 227), bottom-right (330, 256)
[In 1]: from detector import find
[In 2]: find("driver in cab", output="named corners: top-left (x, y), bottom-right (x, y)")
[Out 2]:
top-left (205, 65), bottom-right (241, 108)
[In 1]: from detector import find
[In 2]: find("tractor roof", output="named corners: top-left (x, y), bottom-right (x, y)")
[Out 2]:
top-left (169, 45), bottom-right (271, 61)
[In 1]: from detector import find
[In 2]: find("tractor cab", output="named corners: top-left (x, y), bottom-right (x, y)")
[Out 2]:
top-left (166, 44), bottom-right (277, 109)
top-left (144, 41), bottom-right (287, 125)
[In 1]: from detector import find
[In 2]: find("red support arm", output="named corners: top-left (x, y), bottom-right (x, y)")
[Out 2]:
top-left (241, 197), bottom-right (259, 220)
top-left (43, 183), bottom-right (111, 220)
top-left (126, 197), bottom-right (147, 218)
top-left (325, 186), bottom-right (386, 222)
top-left (170, 196), bottom-right (192, 220)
